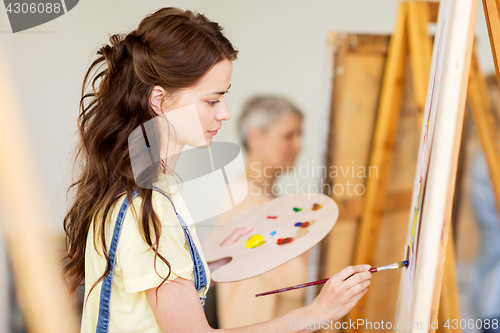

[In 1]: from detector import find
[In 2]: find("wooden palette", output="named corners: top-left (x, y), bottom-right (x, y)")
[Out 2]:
top-left (201, 194), bottom-right (339, 282)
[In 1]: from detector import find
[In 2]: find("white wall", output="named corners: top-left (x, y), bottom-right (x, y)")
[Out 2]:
top-left (0, 0), bottom-right (494, 231)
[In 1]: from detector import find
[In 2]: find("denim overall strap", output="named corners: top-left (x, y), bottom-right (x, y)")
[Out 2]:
top-left (95, 190), bottom-right (139, 333)
top-left (152, 187), bottom-right (208, 305)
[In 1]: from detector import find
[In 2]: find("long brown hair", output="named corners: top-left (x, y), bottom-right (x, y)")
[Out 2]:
top-left (63, 7), bottom-right (237, 296)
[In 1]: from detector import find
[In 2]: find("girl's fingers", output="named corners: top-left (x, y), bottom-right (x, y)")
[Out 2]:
top-left (335, 265), bottom-right (371, 282)
top-left (342, 271), bottom-right (372, 291)
top-left (347, 287), bottom-right (368, 305)
top-left (220, 226), bottom-right (253, 247)
top-left (345, 279), bottom-right (371, 300)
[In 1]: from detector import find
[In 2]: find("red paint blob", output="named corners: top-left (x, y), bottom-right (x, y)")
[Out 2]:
top-left (277, 237), bottom-right (294, 245)
top-left (267, 216), bottom-right (277, 219)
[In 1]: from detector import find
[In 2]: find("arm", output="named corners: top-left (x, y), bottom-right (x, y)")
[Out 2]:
top-left (206, 226), bottom-right (253, 288)
top-left (146, 265), bottom-right (372, 333)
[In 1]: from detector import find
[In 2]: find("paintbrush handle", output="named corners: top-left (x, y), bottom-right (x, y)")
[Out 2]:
top-left (255, 278), bottom-right (330, 297)
top-left (256, 261), bottom-right (406, 297)
top-left (256, 272), bottom-right (367, 297)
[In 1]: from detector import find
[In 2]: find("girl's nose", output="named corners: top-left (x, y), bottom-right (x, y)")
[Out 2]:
top-left (217, 102), bottom-right (231, 121)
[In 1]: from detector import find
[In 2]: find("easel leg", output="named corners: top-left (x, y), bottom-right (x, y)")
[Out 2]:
top-left (346, 3), bottom-right (409, 329)
top-left (436, 222), bottom-right (462, 333)
top-left (0, 52), bottom-right (79, 332)
top-left (468, 48), bottom-right (500, 225)
top-left (483, 0), bottom-right (500, 87)
top-left (407, 1), bottom-right (435, 128)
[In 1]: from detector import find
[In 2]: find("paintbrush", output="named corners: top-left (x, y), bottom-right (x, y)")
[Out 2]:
top-left (255, 260), bottom-right (408, 297)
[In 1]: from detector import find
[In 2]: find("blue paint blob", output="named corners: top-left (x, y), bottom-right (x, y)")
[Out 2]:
top-left (270, 231), bottom-right (276, 237)
top-left (294, 222), bottom-right (301, 227)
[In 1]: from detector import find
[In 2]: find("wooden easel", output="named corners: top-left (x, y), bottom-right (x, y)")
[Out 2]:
top-left (320, 31), bottom-right (420, 333)
top-left (344, 1), bottom-right (500, 332)
top-left (472, 0), bottom-right (500, 216)
top-left (316, 2), bottom-right (499, 330)
top-left (0, 51), bottom-right (79, 332)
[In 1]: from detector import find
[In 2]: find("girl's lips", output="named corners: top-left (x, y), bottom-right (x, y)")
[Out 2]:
top-left (208, 130), bottom-right (218, 136)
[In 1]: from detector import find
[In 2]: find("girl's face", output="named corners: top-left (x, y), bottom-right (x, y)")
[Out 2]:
top-left (160, 59), bottom-right (233, 147)
top-left (255, 113), bottom-right (303, 169)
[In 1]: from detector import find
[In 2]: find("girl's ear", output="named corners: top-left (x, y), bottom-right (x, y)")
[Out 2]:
top-left (149, 85), bottom-right (167, 116)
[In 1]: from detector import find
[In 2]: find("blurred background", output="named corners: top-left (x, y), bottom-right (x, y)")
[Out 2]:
top-left (0, 0), bottom-right (497, 332)
top-left (0, 0), bottom-right (495, 234)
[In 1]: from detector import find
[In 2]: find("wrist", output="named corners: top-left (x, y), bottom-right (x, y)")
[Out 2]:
top-left (305, 299), bottom-right (343, 324)
top-left (301, 303), bottom-right (324, 325)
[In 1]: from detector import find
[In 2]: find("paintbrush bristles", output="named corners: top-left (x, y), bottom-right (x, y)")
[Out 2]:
top-left (370, 260), bottom-right (408, 273)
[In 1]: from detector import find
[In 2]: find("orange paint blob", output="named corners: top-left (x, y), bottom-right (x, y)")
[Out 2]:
top-left (312, 203), bottom-right (323, 211)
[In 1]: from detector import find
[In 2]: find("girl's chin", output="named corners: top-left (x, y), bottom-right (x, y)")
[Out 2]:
top-left (203, 137), bottom-right (212, 147)
top-left (186, 137), bottom-right (209, 148)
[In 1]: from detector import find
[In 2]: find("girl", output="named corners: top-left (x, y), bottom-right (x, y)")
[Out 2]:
top-left (63, 7), bottom-right (372, 333)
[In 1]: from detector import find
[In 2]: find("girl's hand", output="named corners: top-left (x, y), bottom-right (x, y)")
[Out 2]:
top-left (309, 265), bottom-right (372, 322)
top-left (220, 226), bottom-right (253, 247)
top-left (207, 226), bottom-right (253, 286)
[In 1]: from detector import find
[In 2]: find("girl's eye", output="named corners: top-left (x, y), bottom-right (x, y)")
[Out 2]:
top-left (208, 100), bottom-right (221, 106)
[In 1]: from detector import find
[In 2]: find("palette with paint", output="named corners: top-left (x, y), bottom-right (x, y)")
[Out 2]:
top-left (201, 194), bottom-right (339, 282)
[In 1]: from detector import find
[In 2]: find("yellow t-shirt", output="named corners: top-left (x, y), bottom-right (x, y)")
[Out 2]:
top-left (80, 176), bottom-right (210, 333)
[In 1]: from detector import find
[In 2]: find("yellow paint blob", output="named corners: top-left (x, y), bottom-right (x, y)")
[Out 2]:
top-left (246, 234), bottom-right (266, 249)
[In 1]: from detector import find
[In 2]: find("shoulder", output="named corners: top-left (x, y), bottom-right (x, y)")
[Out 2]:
top-left (125, 189), bottom-right (179, 223)
top-left (117, 190), bottom-right (186, 247)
